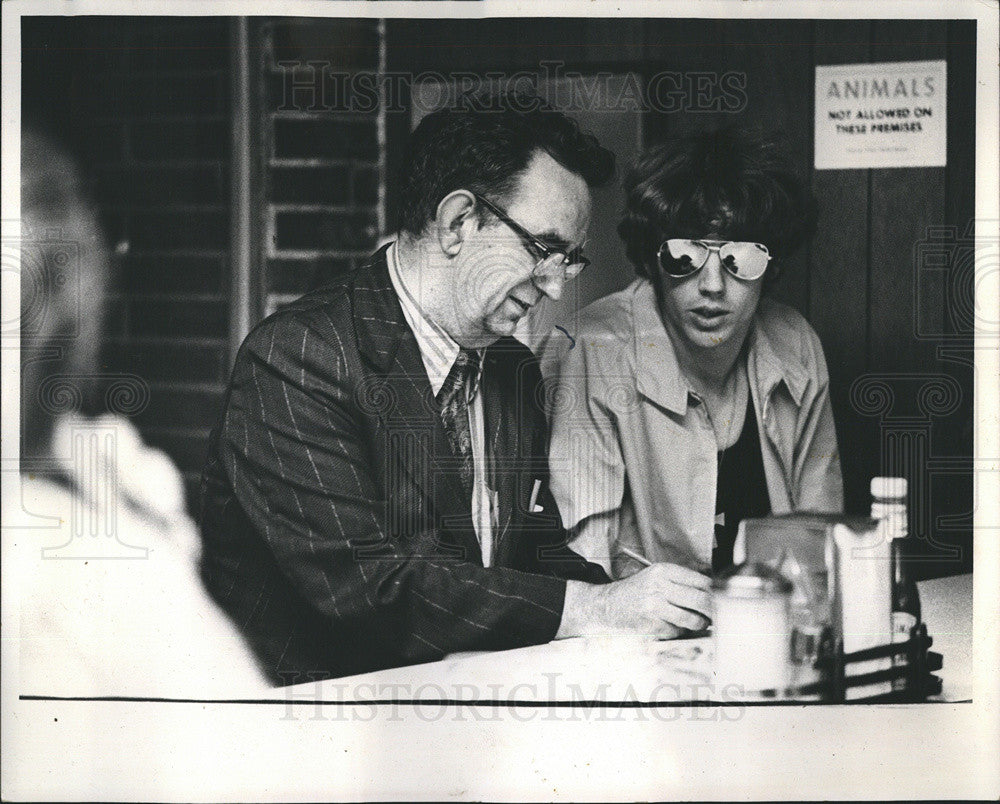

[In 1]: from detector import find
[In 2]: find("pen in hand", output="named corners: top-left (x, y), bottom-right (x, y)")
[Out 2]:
top-left (619, 546), bottom-right (713, 631)
top-left (621, 546), bottom-right (713, 577)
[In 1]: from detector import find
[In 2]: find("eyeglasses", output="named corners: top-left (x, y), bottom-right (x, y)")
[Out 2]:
top-left (657, 239), bottom-right (772, 281)
top-left (472, 192), bottom-right (589, 283)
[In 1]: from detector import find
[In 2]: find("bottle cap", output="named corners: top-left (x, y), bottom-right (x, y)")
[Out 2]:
top-left (871, 476), bottom-right (907, 499)
top-left (712, 562), bottom-right (792, 598)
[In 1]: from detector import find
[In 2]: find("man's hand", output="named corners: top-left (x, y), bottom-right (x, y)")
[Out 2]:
top-left (556, 563), bottom-right (712, 639)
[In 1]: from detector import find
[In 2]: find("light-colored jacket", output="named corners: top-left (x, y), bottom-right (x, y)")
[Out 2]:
top-left (542, 278), bottom-right (844, 576)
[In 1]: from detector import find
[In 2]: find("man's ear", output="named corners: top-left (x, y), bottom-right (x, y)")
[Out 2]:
top-left (434, 190), bottom-right (478, 256)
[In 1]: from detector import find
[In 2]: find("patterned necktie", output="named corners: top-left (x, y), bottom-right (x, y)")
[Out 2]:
top-left (436, 349), bottom-right (482, 497)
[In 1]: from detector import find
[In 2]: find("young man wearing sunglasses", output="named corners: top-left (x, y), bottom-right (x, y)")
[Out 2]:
top-left (543, 127), bottom-right (843, 584)
top-left (200, 94), bottom-right (716, 683)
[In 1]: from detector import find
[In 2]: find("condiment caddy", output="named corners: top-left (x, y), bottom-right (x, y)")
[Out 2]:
top-left (715, 478), bottom-right (942, 702)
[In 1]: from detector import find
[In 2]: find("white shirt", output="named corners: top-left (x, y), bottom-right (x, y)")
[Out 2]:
top-left (387, 242), bottom-right (496, 566)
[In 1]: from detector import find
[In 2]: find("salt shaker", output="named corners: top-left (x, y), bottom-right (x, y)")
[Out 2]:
top-left (712, 562), bottom-right (793, 696)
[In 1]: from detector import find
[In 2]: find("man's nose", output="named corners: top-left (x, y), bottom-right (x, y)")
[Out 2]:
top-left (533, 271), bottom-right (565, 302)
top-left (697, 252), bottom-right (726, 295)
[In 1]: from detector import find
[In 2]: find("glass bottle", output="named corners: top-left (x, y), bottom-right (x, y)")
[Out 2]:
top-left (871, 477), bottom-right (921, 691)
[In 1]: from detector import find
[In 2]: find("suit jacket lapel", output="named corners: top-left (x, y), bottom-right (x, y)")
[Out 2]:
top-left (352, 247), bottom-right (482, 564)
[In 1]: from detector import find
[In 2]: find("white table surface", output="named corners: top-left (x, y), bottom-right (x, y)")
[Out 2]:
top-left (284, 573), bottom-right (972, 704)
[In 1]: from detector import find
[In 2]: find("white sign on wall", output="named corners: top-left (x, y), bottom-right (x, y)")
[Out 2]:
top-left (815, 60), bottom-right (947, 169)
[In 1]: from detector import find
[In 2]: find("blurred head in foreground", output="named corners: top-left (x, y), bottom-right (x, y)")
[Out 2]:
top-left (20, 128), bottom-right (109, 465)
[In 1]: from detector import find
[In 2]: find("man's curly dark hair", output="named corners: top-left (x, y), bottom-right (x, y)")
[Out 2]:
top-left (398, 92), bottom-right (616, 236)
top-left (618, 127), bottom-right (817, 290)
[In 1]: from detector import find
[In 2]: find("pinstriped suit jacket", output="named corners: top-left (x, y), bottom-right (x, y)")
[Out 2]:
top-left (199, 246), bottom-right (608, 683)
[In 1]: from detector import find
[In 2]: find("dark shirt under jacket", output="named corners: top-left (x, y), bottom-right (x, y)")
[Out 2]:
top-left (713, 396), bottom-right (771, 574)
top-left (199, 246), bottom-right (608, 684)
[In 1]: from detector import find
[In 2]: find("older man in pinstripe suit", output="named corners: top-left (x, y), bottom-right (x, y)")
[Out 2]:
top-left (200, 95), bottom-right (713, 683)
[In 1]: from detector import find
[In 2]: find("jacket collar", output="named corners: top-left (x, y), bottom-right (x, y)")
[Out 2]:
top-left (352, 243), bottom-right (411, 374)
top-left (632, 280), bottom-right (690, 415)
top-left (631, 279), bottom-right (809, 414)
top-left (747, 298), bottom-right (809, 408)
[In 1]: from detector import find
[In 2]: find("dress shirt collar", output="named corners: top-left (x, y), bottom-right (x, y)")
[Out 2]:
top-left (631, 278), bottom-right (808, 415)
top-left (387, 240), bottom-right (482, 397)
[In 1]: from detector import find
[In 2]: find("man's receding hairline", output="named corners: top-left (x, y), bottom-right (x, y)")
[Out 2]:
top-left (464, 148), bottom-right (564, 213)
top-left (408, 143), bottom-right (594, 240)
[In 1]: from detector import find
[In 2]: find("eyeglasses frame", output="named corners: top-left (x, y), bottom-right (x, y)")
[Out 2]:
top-left (471, 191), bottom-right (589, 281)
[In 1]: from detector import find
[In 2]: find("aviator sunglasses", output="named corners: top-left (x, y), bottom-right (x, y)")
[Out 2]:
top-left (657, 239), bottom-right (772, 281)
top-left (472, 192), bottom-right (589, 282)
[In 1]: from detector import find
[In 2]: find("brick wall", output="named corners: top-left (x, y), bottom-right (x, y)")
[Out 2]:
top-left (22, 16), bottom-right (386, 512)
top-left (23, 17), bottom-right (231, 510)
top-left (260, 18), bottom-right (384, 314)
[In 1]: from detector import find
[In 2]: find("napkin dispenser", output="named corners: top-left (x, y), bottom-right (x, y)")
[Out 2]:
top-left (736, 513), bottom-right (894, 699)
top-left (828, 517), bottom-right (893, 698)
top-left (735, 513), bottom-right (836, 593)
